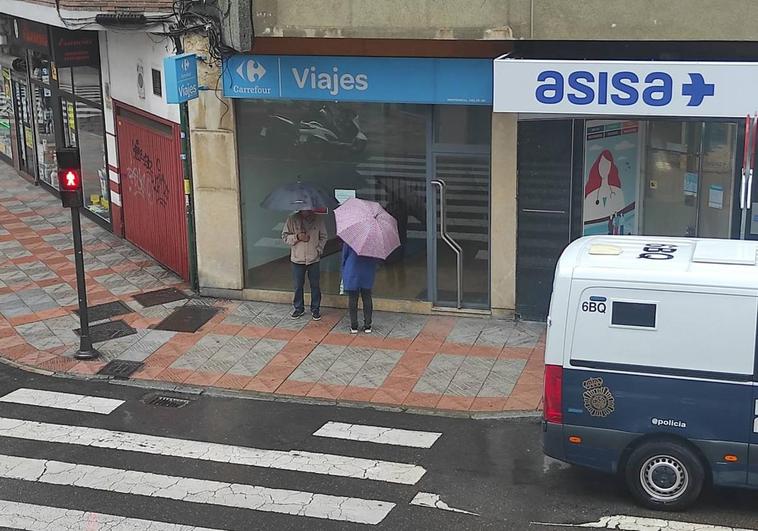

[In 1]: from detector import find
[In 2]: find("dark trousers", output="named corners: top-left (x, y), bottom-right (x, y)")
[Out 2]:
top-left (292, 262), bottom-right (321, 313)
top-left (347, 289), bottom-right (372, 328)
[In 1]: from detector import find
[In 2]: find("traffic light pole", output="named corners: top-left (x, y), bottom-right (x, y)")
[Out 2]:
top-left (70, 205), bottom-right (99, 360)
top-left (57, 148), bottom-right (99, 360)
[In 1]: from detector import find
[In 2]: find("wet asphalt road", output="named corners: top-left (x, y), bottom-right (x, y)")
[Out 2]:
top-left (0, 362), bottom-right (754, 530)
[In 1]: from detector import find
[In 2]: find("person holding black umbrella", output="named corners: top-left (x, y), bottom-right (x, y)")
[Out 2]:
top-left (282, 209), bottom-right (327, 320)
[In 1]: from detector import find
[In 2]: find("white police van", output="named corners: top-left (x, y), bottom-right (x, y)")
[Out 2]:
top-left (543, 235), bottom-right (758, 510)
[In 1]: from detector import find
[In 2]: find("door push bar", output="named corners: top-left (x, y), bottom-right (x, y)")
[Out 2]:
top-left (431, 179), bottom-right (463, 309)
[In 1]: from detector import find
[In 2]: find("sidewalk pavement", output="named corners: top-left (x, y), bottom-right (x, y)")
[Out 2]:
top-left (0, 164), bottom-right (545, 414)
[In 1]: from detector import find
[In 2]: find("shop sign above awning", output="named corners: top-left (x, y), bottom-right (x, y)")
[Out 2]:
top-left (494, 58), bottom-right (758, 117)
top-left (223, 55), bottom-right (492, 105)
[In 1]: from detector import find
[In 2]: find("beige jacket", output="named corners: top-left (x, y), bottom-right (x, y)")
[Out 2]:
top-left (282, 213), bottom-right (327, 265)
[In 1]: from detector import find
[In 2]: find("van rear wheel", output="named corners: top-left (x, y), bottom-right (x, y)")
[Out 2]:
top-left (625, 441), bottom-right (705, 511)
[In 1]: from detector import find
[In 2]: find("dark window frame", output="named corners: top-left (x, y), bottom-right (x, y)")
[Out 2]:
top-left (611, 300), bottom-right (658, 329)
top-left (151, 68), bottom-right (162, 97)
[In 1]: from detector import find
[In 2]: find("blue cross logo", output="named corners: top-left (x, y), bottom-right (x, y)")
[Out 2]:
top-left (681, 73), bottom-right (715, 107)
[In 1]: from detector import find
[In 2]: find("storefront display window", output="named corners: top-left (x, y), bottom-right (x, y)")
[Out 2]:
top-left (0, 67), bottom-right (14, 161)
top-left (239, 100), bottom-right (492, 307)
top-left (0, 17), bottom-right (110, 224)
top-left (577, 119), bottom-right (738, 240)
top-left (76, 101), bottom-right (109, 220)
top-left (13, 77), bottom-right (34, 176)
top-left (32, 83), bottom-right (56, 187)
top-left (60, 99), bottom-right (76, 147)
top-left (29, 51), bottom-right (50, 83)
top-left (239, 100), bottom-right (429, 300)
top-left (643, 120), bottom-right (735, 238)
top-left (73, 66), bottom-right (101, 104)
top-left (57, 66), bottom-right (73, 93)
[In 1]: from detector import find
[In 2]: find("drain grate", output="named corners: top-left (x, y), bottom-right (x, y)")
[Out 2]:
top-left (97, 360), bottom-right (143, 379)
top-left (154, 305), bottom-right (219, 333)
top-left (133, 288), bottom-right (188, 308)
top-left (75, 319), bottom-right (136, 343)
top-left (75, 300), bottom-right (133, 322)
top-left (146, 395), bottom-right (191, 408)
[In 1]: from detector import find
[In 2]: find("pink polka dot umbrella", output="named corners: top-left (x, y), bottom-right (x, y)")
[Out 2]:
top-left (334, 198), bottom-right (400, 259)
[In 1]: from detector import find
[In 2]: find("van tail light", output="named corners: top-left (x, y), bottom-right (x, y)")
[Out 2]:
top-left (544, 364), bottom-right (563, 424)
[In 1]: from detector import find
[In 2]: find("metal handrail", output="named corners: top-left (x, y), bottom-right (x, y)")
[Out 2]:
top-left (431, 179), bottom-right (463, 309)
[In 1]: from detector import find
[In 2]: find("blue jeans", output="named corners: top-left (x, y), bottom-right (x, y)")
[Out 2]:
top-left (292, 262), bottom-right (321, 313)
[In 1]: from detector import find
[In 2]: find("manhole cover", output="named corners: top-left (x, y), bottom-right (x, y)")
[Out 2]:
top-left (154, 306), bottom-right (219, 333)
top-left (133, 288), bottom-right (188, 308)
top-left (74, 300), bottom-right (133, 322)
top-left (75, 319), bottom-right (137, 343)
top-left (97, 360), bottom-right (143, 379)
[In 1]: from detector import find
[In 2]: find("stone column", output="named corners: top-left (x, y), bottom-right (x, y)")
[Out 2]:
top-left (490, 112), bottom-right (518, 317)
top-left (184, 35), bottom-right (244, 295)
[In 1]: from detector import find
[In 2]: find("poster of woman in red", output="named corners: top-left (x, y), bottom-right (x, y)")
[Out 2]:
top-left (583, 121), bottom-right (639, 235)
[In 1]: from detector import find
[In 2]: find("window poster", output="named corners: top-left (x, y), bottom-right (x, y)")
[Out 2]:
top-left (583, 120), bottom-right (641, 235)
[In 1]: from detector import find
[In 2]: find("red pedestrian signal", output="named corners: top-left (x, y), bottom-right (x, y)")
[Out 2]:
top-left (59, 169), bottom-right (81, 191)
top-left (56, 148), bottom-right (83, 208)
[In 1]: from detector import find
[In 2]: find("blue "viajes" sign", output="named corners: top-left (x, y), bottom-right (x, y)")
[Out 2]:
top-left (222, 55), bottom-right (493, 105)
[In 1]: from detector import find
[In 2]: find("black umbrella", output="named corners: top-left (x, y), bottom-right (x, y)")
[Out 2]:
top-left (260, 181), bottom-right (338, 211)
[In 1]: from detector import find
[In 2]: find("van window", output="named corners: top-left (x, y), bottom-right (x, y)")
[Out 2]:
top-left (611, 302), bottom-right (657, 328)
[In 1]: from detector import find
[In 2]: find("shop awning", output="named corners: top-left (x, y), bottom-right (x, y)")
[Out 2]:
top-left (493, 56), bottom-right (758, 118)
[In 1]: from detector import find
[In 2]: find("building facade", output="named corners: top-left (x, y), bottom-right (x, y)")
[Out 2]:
top-left (6, 0), bottom-right (758, 319)
top-left (0, 1), bottom-right (191, 281)
top-left (0, 16), bottom-right (110, 224)
top-left (188, 1), bottom-right (758, 320)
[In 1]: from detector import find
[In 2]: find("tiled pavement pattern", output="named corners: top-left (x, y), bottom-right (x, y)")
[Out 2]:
top-left (0, 164), bottom-right (546, 413)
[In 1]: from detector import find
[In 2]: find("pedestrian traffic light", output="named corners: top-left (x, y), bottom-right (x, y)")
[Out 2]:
top-left (56, 148), bottom-right (83, 208)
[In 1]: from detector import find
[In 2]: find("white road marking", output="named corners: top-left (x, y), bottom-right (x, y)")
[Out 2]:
top-left (409, 492), bottom-right (479, 516)
top-left (532, 515), bottom-right (755, 531)
top-left (0, 389), bottom-right (124, 415)
top-left (314, 421), bottom-right (442, 448)
top-left (0, 455), bottom-right (395, 525)
top-left (0, 417), bottom-right (426, 484)
top-left (0, 500), bottom-right (224, 531)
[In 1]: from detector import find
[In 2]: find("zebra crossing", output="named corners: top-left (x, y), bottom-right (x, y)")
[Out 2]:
top-left (0, 386), bottom-right (468, 529)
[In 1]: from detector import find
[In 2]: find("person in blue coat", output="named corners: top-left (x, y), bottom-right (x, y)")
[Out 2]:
top-left (341, 242), bottom-right (379, 333)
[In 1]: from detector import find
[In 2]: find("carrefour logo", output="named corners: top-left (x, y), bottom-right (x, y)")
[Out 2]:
top-left (233, 59), bottom-right (272, 95)
top-left (535, 70), bottom-right (715, 108)
top-left (237, 59), bottom-right (267, 82)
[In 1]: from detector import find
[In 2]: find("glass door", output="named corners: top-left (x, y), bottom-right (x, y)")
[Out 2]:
top-left (31, 82), bottom-right (56, 187)
top-left (643, 121), bottom-right (702, 237)
top-left (642, 119), bottom-right (736, 239)
top-left (698, 122), bottom-right (737, 238)
top-left (429, 153), bottom-right (490, 309)
top-left (12, 78), bottom-right (35, 178)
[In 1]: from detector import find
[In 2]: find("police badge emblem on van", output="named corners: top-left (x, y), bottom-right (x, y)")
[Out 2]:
top-left (583, 377), bottom-right (616, 417)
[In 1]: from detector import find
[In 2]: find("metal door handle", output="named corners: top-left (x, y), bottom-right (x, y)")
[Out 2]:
top-left (748, 168), bottom-right (754, 207)
top-left (431, 179), bottom-right (463, 309)
top-left (521, 209), bottom-right (567, 214)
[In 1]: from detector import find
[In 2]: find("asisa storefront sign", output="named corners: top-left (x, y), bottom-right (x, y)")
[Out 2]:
top-left (223, 55), bottom-right (493, 105)
top-left (493, 59), bottom-right (758, 117)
